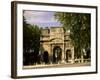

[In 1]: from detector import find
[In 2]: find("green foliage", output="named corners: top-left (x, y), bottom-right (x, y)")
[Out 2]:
top-left (55, 12), bottom-right (91, 56)
top-left (23, 16), bottom-right (40, 54)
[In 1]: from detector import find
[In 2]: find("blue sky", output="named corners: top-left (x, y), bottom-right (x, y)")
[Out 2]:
top-left (23, 11), bottom-right (61, 28)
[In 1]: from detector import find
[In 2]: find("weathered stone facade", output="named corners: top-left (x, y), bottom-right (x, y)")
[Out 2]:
top-left (40, 27), bottom-right (74, 63)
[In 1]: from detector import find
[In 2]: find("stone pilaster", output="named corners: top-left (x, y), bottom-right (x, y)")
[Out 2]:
top-left (71, 47), bottom-right (74, 63)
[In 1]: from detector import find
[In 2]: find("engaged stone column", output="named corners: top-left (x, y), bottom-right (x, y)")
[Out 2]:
top-left (61, 43), bottom-right (65, 63)
top-left (50, 44), bottom-right (53, 64)
top-left (71, 47), bottom-right (74, 63)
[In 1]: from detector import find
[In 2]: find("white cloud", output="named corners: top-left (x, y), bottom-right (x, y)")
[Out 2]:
top-left (24, 11), bottom-right (58, 24)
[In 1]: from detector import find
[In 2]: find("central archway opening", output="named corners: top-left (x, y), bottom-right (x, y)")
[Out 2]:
top-left (53, 46), bottom-right (62, 63)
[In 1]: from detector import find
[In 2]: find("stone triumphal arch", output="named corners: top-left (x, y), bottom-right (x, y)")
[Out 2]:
top-left (40, 27), bottom-right (74, 63)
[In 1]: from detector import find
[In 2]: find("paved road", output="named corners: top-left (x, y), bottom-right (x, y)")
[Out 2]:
top-left (23, 62), bottom-right (91, 69)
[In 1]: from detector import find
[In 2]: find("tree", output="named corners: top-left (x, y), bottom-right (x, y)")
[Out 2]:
top-left (23, 16), bottom-right (41, 65)
top-left (55, 12), bottom-right (91, 59)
